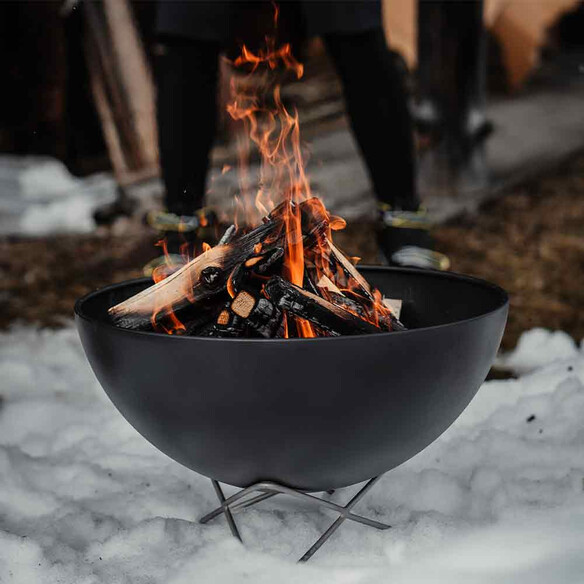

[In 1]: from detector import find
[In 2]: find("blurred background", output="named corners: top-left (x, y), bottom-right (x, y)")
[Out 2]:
top-left (1, 0), bottom-right (584, 352)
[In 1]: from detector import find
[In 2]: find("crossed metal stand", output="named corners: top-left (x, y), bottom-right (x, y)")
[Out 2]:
top-left (199, 475), bottom-right (390, 562)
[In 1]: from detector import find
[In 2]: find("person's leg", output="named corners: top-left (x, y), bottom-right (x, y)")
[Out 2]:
top-left (323, 28), bottom-right (418, 211)
top-left (143, 36), bottom-right (220, 269)
top-left (324, 29), bottom-right (449, 269)
top-left (155, 36), bottom-right (220, 216)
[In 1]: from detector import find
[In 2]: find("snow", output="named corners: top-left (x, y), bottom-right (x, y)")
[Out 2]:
top-left (0, 142), bottom-right (375, 238)
top-left (19, 191), bottom-right (108, 236)
top-left (496, 328), bottom-right (580, 374)
top-left (0, 156), bottom-right (120, 236)
top-left (1, 326), bottom-right (584, 582)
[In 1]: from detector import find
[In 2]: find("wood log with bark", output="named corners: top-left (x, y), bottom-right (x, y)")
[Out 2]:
top-left (109, 223), bottom-right (274, 329)
top-left (264, 276), bottom-right (380, 336)
top-left (109, 199), bottom-right (327, 328)
top-left (108, 198), bottom-right (406, 337)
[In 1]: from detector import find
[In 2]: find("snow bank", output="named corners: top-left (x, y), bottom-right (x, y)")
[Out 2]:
top-left (1, 326), bottom-right (583, 582)
top-left (496, 328), bottom-right (580, 374)
top-left (0, 156), bottom-right (80, 205)
top-left (0, 156), bottom-right (117, 236)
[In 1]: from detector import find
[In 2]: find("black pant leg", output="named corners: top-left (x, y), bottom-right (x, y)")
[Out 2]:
top-left (155, 38), bottom-right (220, 215)
top-left (324, 28), bottom-right (418, 211)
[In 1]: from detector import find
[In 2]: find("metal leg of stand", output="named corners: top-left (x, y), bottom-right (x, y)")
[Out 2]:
top-left (211, 480), bottom-right (242, 542)
top-left (200, 475), bottom-right (390, 562)
top-left (200, 490), bottom-right (278, 523)
top-left (263, 478), bottom-right (390, 530)
top-left (298, 476), bottom-right (385, 562)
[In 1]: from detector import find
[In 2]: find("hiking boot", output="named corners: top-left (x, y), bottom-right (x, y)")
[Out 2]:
top-left (377, 204), bottom-right (450, 271)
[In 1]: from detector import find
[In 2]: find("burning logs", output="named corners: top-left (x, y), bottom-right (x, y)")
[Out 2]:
top-left (230, 291), bottom-right (285, 338)
top-left (109, 223), bottom-right (274, 330)
top-left (110, 200), bottom-right (324, 329)
top-left (264, 277), bottom-right (379, 336)
top-left (108, 198), bottom-right (405, 338)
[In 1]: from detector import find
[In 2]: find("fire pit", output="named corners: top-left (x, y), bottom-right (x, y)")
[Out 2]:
top-left (75, 8), bottom-right (508, 558)
top-left (75, 266), bottom-right (507, 559)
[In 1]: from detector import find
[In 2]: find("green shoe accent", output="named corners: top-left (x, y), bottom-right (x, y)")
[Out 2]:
top-left (146, 208), bottom-right (216, 233)
top-left (378, 204), bottom-right (433, 231)
top-left (391, 246), bottom-right (450, 271)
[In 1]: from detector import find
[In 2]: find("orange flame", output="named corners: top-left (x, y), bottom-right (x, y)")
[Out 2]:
top-left (149, 4), bottom-right (399, 337)
top-left (150, 240), bottom-right (186, 335)
top-left (226, 9), bottom-right (316, 336)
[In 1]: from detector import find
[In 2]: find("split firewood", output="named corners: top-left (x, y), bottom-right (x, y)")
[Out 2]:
top-left (109, 201), bottom-right (329, 329)
top-left (205, 307), bottom-right (249, 337)
top-left (329, 291), bottom-right (406, 332)
top-left (109, 219), bottom-right (282, 329)
top-left (264, 276), bottom-right (380, 336)
top-left (182, 297), bottom-right (227, 336)
top-left (252, 247), bottom-right (285, 274)
top-left (230, 290), bottom-right (284, 338)
top-left (316, 275), bottom-right (342, 295)
top-left (202, 290), bottom-right (284, 338)
top-left (299, 197), bottom-right (331, 239)
top-left (327, 239), bottom-right (373, 301)
top-left (231, 290), bottom-right (256, 318)
top-left (228, 246), bottom-right (285, 297)
top-left (109, 196), bottom-right (406, 338)
top-left (302, 269), bottom-right (321, 297)
top-left (382, 298), bottom-right (403, 320)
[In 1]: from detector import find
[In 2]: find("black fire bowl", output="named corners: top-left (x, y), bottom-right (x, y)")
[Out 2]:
top-left (75, 267), bottom-right (508, 493)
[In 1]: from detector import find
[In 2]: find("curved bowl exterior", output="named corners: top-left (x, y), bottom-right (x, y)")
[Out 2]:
top-left (75, 267), bottom-right (508, 491)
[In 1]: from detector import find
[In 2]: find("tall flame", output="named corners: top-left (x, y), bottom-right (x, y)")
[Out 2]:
top-left (227, 14), bottom-right (316, 337)
top-left (148, 4), bottom-right (398, 337)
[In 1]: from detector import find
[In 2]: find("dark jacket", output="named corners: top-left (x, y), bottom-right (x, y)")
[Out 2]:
top-left (156, 1), bottom-right (381, 49)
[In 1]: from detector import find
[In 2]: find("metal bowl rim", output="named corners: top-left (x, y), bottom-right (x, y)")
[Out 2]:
top-left (74, 265), bottom-right (509, 344)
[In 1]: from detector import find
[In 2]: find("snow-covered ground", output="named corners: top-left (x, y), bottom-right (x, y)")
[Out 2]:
top-left (0, 156), bottom-right (120, 236)
top-left (1, 326), bottom-right (584, 583)
top-left (0, 156), bottom-right (167, 236)
top-left (0, 145), bottom-right (376, 238)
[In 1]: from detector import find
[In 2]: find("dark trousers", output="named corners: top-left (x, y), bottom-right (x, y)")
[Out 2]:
top-left (156, 28), bottom-right (418, 216)
top-left (417, 0), bottom-right (485, 139)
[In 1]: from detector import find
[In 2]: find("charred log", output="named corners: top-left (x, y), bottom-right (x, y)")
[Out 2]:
top-left (109, 200), bottom-right (329, 330)
top-left (109, 219), bottom-right (281, 329)
top-left (204, 305), bottom-right (250, 338)
top-left (327, 240), bottom-right (373, 301)
top-left (108, 196), bottom-right (405, 338)
top-left (218, 224), bottom-right (237, 246)
top-left (201, 291), bottom-right (284, 338)
top-left (230, 290), bottom-right (284, 338)
top-left (228, 246), bottom-right (285, 297)
top-left (265, 276), bottom-right (380, 336)
top-left (328, 292), bottom-right (406, 332)
top-left (182, 298), bottom-right (227, 336)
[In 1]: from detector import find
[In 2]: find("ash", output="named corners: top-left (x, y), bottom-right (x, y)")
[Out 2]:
top-left (1, 326), bottom-right (584, 583)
